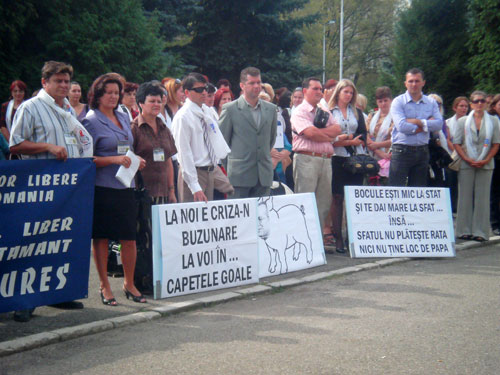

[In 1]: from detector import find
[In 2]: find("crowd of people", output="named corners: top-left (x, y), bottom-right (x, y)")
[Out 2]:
top-left (2, 61), bottom-right (500, 322)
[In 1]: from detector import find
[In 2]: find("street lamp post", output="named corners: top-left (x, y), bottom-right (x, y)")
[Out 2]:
top-left (322, 20), bottom-right (335, 85)
top-left (339, 0), bottom-right (344, 80)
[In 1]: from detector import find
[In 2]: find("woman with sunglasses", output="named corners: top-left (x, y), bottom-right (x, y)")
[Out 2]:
top-left (454, 91), bottom-right (500, 242)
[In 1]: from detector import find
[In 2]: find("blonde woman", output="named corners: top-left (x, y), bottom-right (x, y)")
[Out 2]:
top-left (328, 79), bottom-right (367, 253)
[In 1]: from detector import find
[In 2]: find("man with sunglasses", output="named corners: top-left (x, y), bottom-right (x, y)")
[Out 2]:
top-left (219, 67), bottom-right (277, 198)
top-left (389, 68), bottom-right (443, 187)
top-left (172, 73), bottom-right (233, 202)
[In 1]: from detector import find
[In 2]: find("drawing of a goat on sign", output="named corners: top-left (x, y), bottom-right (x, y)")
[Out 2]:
top-left (257, 196), bottom-right (313, 274)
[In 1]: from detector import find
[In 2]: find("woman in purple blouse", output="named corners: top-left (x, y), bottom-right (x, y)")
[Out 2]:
top-left (83, 73), bottom-right (146, 306)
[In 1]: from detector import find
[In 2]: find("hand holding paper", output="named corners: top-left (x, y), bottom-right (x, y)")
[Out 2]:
top-left (115, 150), bottom-right (140, 187)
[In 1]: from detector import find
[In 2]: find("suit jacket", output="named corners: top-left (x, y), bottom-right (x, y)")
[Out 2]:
top-left (219, 96), bottom-right (277, 187)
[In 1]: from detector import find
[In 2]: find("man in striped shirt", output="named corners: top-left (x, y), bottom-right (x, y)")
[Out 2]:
top-left (9, 61), bottom-right (90, 322)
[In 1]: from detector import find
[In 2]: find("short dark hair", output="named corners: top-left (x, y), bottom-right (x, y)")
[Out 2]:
top-left (136, 81), bottom-right (165, 107)
top-left (406, 68), bottom-right (425, 80)
top-left (207, 83), bottom-right (217, 94)
top-left (375, 86), bottom-right (392, 100)
top-left (87, 73), bottom-right (123, 110)
top-left (41, 61), bottom-right (73, 81)
top-left (278, 91), bottom-right (292, 108)
top-left (216, 78), bottom-right (231, 89)
top-left (240, 67), bottom-right (260, 83)
top-left (124, 82), bottom-right (139, 94)
top-left (302, 77), bottom-right (321, 89)
top-left (182, 73), bottom-right (207, 91)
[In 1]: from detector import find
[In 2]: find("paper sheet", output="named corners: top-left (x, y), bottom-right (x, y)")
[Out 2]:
top-left (115, 150), bottom-right (140, 187)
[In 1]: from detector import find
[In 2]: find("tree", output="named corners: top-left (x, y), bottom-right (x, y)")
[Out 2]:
top-left (299, 0), bottom-right (398, 92)
top-left (392, 0), bottom-right (473, 109)
top-left (0, 0), bottom-right (179, 99)
top-left (467, 0), bottom-right (500, 93)
top-left (182, 0), bottom-right (317, 88)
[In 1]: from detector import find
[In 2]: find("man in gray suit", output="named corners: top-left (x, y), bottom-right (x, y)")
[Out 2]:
top-left (220, 67), bottom-right (277, 198)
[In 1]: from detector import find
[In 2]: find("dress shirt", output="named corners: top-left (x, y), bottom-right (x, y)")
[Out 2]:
top-left (391, 91), bottom-right (443, 146)
top-left (83, 109), bottom-right (135, 189)
top-left (171, 99), bottom-right (212, 194)
top-left (9, 90), bottom-right (82, 159)
top-left (132, 114), bottom-right (177, 197)
top-left (158, 111), bottom-right (177, 161)
top-left (242, 97), bottom-right (262, 129)
top-left (291, 99), bottom-right (335, 154)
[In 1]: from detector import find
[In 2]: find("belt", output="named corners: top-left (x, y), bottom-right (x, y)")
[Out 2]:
top-left (392, 144), bottom-right (428, 151)
top-left (297, 151), bottom-right (333, 159)
top-left (196, 165), bottom-right (216, 172)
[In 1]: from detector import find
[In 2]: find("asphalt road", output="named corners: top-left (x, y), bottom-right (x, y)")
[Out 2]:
top-left (2, 243), bottom-right (499, 375)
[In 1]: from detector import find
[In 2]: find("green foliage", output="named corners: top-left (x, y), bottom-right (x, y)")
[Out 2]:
top-left (393, 0), bottom-right (473, 109)
top-left (467, 0), bottom-right (500, 93)
top-left (183, 0), bottom-right (317, 88)
top-left (0, 0), bottom-right (181, 100)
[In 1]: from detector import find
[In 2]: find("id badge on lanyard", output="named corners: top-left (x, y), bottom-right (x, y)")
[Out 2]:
top-left (117, 140), bottom-right (130, 155)
top-left (153, 148), bottom-right (165, 162)
top-left (64, 133), bottom-right (78, 145)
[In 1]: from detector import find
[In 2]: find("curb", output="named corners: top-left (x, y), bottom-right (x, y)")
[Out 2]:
top-left (1, 237), bottom-right (498, 357)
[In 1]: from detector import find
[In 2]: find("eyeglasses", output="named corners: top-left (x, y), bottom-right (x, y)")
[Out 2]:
top-left (471, 99), bottom-right (486, 104)
top-left (189, 85), bottom-right (208, 94)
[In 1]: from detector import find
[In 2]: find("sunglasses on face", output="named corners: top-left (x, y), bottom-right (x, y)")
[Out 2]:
top-left (189, 85), bottom-right (208, 93)
top-left (471, 99), bottom-right (486, 104)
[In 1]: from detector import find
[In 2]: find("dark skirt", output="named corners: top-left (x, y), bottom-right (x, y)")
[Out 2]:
top-left (92, 186), bottom-right (137, 240)
top-left (331, 156), bottom-right (364, 195)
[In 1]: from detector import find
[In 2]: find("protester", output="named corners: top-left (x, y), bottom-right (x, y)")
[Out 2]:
top-left (328, 79), bottom-right (367, 253)
top-left (356, 93), bottom-right (369, 122)
top-left (446, 96), bottom-right (469, 213)
top-left (320, 78), bottom-right (337, 108)
top-left (83, 73), bottom-right (147, 306)
top-left (291, 77), bottom-right (342, 236)
top-left (205, 83), bottom-right (218, 119)
top-left (1, 80), bottom-right (28, 141)
top-left (427, 93), bottom-right (451, 187)
top-left (68, 81), bottom-right (88, 122)
top-left (454, 91), bottom-right (500, 242)
top-left (9, 61), bottom-right (93, 321)
top-left (388, 68), bottom-right (443, 186)
top-left (216, 78), bottom-right (231, 90)
top-left (165, 78), bottom-right (183, 118)
top-left (120, 82), bottom-right (139, 121)
top-left (220, 67), bottom-right (277, 198)
top-left (172, 73), bottom-right (233, 202)
top-left (214, 87), bottom-right (234, 116)
top-left (488, 94), bottom-right (500, 234)
top-left (132, 81), bottom-right (177, 204)
top-left (290, 87), bottom-right (304, 115)
top-left (261, 83), bottom-right (275, 103)
top-left (366, 86), bottom-right (394, 184)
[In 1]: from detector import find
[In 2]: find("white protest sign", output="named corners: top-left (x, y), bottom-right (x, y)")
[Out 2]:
top-left (258, 193), bottom-right (326, 277)
top-left (345, 186), bottom-right (455, 258)
top-left (154, 199), bottom-right (258, 298)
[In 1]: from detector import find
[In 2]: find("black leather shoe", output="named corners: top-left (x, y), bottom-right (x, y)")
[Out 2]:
top-left (50, 301), bottom-right (84, 309)
top-left (336, 247), bottom-right (346, 254)
top-left (13, 309), bottom-right (34, 322)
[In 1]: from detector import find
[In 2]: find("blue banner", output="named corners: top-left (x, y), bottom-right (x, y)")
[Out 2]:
top-left (0, 158), bottom-right (96, 313)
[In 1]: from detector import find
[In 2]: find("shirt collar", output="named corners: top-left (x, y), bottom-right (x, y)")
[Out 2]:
top-left (242, 96), bottom-right (261, 110)
top-left (302, 99), bottom-right (316, 113)
top-left (404, 91), bottom-right (426, 104)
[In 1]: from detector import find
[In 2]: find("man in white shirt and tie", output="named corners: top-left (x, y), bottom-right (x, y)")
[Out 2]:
top-left (172, 73), bottom-right (233, 202)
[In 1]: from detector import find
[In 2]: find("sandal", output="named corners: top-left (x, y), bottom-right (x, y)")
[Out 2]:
top-left (473, 236), bottom-right (487, 243)
top-left (458, 235), bottom-right (473, 240)
top-left (323, 233), bottom-right (336, 247)
top-left (123, 288), bottom-right (147, 303)
top-left (100, 291), bottom-right (118, 306)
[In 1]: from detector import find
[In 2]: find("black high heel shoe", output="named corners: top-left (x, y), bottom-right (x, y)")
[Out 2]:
top-left (100, 290), bottom-right (118, 306)
top-left (123, 288), bottom-right (146, 303)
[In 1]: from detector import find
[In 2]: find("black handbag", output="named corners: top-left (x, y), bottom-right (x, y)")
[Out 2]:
top-left (343, 146), bottom-right (380, 176)
top-left (313, 107), bottom-right (330, 128)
